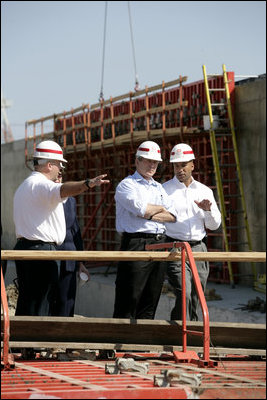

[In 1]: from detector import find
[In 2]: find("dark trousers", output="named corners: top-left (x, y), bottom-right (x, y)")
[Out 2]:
top-left (1, 260), bottom-right (7, 277)
top-left (14, 239), bottom-right (59, 316)
top-left (53, 262), bottom-right (77, 317)
top-left (113, 235), bottom-right (166, 319)
top-left (167, 241), bottom-right (209, 321)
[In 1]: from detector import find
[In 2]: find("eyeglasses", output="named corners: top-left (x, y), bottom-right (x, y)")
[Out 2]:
top-left (50, 162), bottom-right (65, 169)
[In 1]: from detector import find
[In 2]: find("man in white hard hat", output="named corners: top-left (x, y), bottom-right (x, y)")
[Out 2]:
top-left (113, 141), bottom-right (177, 319)
top-left (13, 140), bottom-right (109, 317)
top-left (163, 143), bottom-right (221, 321)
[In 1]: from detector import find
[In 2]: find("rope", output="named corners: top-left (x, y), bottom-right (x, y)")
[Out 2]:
top-left (99, 1), bottom-right (108, 101)
top-left (128, 1), bottom-right (139, 91)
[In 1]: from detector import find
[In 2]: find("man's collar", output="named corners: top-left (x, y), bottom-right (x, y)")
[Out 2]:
top-left (134, 170), bottom-right (157, 185)
top-left (174, 175), bottom-right (196, 187)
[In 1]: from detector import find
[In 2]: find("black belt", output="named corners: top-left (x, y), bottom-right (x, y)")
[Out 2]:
top-left (123, 232), bottom-right (166, 241)
top-left (17, 238), bottom-right (56, 246)
top-left (166, 236), bottom-right (202, 247)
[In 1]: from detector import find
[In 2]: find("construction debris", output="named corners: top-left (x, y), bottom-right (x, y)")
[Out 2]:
top-left (235, 297), bottom-right (266, 313)
top-left (204, 288), bottom-right (222, 301)
top-left (162, 282), bottom-right (222, 301)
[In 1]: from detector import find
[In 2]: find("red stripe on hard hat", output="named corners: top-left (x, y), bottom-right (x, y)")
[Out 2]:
top-left (183, 151), bottom-right (194, 154)
top-left (36, 148), bottom-right (63, 155)
top-left (139, 147), bottom-right (160, 153)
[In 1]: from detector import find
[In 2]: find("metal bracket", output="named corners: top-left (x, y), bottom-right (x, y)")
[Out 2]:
top-left (170, 241), bottom-right (181, 253)
top-left (105, 357), bottom-right (149, 375)
top-left (154, 368), bottom-right (202, 388)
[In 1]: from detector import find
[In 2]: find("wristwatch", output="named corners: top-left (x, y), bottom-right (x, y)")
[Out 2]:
top-left (84, 178), bottom-right (91, 189)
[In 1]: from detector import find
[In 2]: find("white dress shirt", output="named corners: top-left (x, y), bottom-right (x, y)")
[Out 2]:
top-left (163, 176), bottom-right (221, 241)
top-left (13, 171), bottom-right (67, 245)
top-left (115, 171), bottom-right (176, 234)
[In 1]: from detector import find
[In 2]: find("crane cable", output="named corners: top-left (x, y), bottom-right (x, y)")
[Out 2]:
top-left (99, 1), bottom-right (140, 100)
top-left (128, 1), bottom-right (140, 91)
top-left (99, 1), bottom-right (108, 101)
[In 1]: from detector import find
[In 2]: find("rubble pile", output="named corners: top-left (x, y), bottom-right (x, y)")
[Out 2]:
top-left (236, 297), bottom-right (266, 313)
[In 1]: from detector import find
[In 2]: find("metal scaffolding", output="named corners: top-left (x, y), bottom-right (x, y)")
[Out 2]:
top-left (24, 71), bottom-right (253, 284)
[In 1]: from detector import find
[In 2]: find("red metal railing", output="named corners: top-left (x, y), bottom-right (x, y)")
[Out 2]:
top-left (1, 264), bottom-right (14, 370)
top-left (145, 241), bottom-right (216, 367)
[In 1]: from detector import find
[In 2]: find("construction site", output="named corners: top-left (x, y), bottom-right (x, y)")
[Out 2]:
top-left (1, 63), bottom-right (266, 399)
top-left (1, 2), bottom-right (266, 398)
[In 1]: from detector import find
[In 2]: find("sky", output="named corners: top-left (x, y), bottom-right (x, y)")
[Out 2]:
top-left (1, 1), bottom-right (266, 143)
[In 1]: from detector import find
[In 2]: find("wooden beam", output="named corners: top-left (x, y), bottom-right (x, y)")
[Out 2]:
top-left (1, 250), bottom-right (266, 262)
top-left (8, 341), bottom-right (266, 357)
top-left (26, 76), bottom-right (188, 125)
top-left (25, 126), bottom-right (201, 155)
top-left (2, 317), bottom-right (265, 350)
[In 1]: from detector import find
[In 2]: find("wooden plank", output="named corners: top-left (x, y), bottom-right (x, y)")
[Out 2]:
top-left (44, 126), bottom-right (195, 153)
top-left (3, 317), bottom-right (265, 350)
top-left (24, 126), bottom-right (198, 154)
top-left (26, 76), bottom-right (188, 124)
top-left (1, 250), bottom-right (266, 262)
top-left (8, 341), bottom-right (266, 356)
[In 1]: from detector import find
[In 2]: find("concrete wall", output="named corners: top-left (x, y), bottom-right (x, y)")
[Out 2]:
top-left (1, 139), bottom-right (30, 249)
top-left (235, 77), bottom-right (266, 280)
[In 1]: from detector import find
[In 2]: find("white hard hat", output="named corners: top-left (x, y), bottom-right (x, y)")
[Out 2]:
top-left (136, 141), bottom-right (162, 162)
top-left (170, 143), bottom-right (195, 163)
top-left (34, 140), bottom-right (67, 163)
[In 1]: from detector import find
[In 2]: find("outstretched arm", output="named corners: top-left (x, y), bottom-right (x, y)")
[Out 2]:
top-left (60, 174), bottom-right (110, 198)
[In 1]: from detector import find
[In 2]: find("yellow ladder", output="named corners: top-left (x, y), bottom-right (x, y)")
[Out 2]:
top-left (202, 64), bottom-right (256, 288)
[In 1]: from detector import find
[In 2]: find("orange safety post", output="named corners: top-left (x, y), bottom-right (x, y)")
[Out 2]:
top-left (1, 265), bottom-right (14, 370)
top-left (145, 241), bottom-right (217, 368)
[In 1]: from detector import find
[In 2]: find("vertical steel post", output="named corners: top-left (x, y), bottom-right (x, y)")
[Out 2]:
top-left (145, 86), bottom-right (150, 139)
top-left (71, 109), bottom-right (76, 149)
top-left (179, 75), bottom-right (184, 141)
top-left (129, 92), bottom-right (134, 151)
top-left (63, 111), bottom-right (67, 149)
top-left (110, 97), bottom-right (116, 149)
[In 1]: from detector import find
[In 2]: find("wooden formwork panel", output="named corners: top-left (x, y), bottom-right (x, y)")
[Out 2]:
top-left (2, 317), bottom-right (266, 350)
